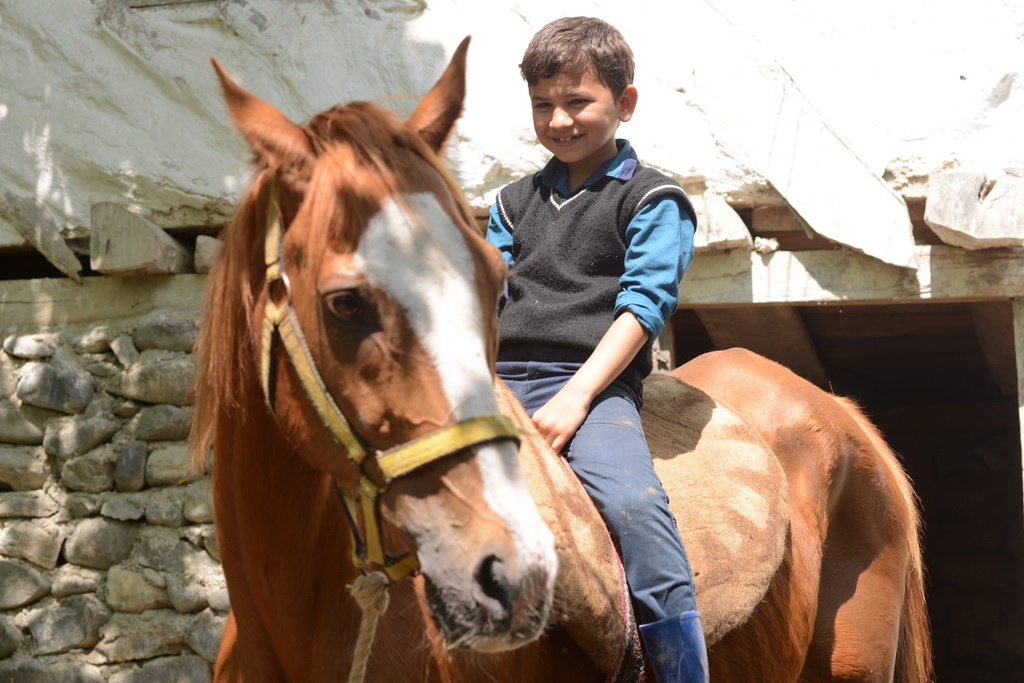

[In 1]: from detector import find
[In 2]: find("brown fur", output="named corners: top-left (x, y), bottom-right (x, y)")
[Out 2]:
top-left (674, 348), bottom-right (934, 682)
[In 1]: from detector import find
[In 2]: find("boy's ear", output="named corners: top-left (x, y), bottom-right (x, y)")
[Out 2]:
top-left (618, 84), bottom-right (639, 123)
top-left (407, 36), bottom-right (471, 151)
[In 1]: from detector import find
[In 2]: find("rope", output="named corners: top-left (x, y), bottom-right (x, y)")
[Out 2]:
top-left (346, 572), bottom-right (391, 683)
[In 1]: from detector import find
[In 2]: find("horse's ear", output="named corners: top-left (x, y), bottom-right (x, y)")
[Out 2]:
top-left (211, 59), bottom-right (315, 184)
top-left (406, 36), bottom-right (470, 152)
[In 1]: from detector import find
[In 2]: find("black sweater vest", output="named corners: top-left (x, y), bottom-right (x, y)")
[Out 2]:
top-left (495, 166), bottom-right (689, 378)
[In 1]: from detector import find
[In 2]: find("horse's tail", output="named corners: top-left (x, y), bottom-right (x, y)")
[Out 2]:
top-left (888, 461), bottom-right (935, 683)
top-left (835, 397), bottom-right (935, 682)
top-left (897, 552), bottom-right (934, 683)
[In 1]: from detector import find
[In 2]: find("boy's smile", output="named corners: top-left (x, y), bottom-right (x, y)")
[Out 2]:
top-left (529, 70), bottom-right (637, 191)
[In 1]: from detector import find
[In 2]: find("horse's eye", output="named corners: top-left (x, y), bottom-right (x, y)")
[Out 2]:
top-left (325, 290), bottom-right (363, 322)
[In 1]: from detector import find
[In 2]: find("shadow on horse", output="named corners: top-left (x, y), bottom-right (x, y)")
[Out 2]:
top-left (193, 38), bottom-right (933, 682)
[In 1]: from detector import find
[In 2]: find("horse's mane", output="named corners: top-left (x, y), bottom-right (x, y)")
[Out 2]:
top-left (191, 99), bottom-right (479, 465)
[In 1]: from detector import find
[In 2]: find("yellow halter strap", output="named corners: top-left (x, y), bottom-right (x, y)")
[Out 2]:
top-left (258, 185), bottom-right (519, 582)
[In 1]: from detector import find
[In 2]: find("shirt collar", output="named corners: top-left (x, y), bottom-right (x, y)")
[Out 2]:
top-left (539, 139), bottom-right (639, 196)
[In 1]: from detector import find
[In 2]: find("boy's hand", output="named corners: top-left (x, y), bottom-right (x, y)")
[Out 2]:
top-left (531, 312), bottom-right (650, 453)
top-left (531, 386), bottom-right (590, 453)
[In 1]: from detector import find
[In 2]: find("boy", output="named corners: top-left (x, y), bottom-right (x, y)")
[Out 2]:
top-left (486, 16), bottom-right (709, 683)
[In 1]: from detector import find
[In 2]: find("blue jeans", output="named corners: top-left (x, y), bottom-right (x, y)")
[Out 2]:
top-left (497, 346), bottom-right (697, 623)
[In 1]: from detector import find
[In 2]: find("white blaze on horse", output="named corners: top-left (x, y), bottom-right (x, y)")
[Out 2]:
top-left (195, 38), bottom-right (933, 682)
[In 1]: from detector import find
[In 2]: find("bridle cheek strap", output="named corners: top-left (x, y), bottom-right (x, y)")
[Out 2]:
top-left (262, 300), bottom-right (369, 462)
top-left (258, 186), bottom-right (521, 582)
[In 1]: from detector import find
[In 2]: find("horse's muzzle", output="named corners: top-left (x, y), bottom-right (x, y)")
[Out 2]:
top-left (387, 439), bottom-right (558, 652)
top-left (423, 548), bottom-right (554, 651)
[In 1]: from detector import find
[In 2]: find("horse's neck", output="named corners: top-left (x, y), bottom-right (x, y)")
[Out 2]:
top-left (213, 412), bottom-right (366, 677)
top-left (494, 381), bottom-right (632, 676)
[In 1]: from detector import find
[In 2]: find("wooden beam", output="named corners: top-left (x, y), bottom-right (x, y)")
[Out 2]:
top-left (749, 205), bottom-right (835, 251)
top-left (925, 171), bottom-right (1024, 250)
top-left (90, 203), bottom-right (191, 276)
top-left (693, 193), bottom-right (753, 253)
top-left (679, 245), bottom-right (1024, 307)
top-left (1014, 298), bottom-right (1024, 517)
top-left (0, 192), bottom-right (82, 281)
top-left (971, 301), bottom-right (1017, 399)
top-left (695, 306), bottom-right (829, 388)
top-left (0, 274), bottom-right (208, 328)
top-left (750, 205), bottom-right (813, 236)
top-left (0, 219), bottom-right (30, 252)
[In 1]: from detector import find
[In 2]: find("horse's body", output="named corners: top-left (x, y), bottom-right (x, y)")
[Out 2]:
top-left (196, 40), bottom-right (931, 682)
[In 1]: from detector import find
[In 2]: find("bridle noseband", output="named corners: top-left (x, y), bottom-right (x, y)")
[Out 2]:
top-left (258, 184), bottom-right (520, 582)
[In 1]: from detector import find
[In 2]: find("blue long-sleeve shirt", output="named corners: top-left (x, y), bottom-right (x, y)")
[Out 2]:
top-left (486, 140), bottom-right (695, 339)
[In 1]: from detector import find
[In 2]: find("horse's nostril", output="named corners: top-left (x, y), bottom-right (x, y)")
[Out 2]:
top-left (475, 554), bottom-right (513, 614)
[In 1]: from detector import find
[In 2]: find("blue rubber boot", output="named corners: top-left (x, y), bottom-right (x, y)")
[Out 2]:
top-left (638, 611), bottom-right (709, 683)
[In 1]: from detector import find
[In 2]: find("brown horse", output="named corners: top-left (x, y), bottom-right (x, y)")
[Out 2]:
top-left (194, 38), bottom-right (933, 682)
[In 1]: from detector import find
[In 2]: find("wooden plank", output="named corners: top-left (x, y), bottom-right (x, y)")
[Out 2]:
top-left (90, 203), bottom-right (191, 276)
top-left (749, 205), bottom-right (837, 251)
top-left (0, 218), bottom-right (30, 252)
top-left (906, 197), bottom-right (943, 246)
top-left (971, 301), bottom-right (1017, 399)
top-left (0, 274), bottom-right (208, 328)
top-left (193, 235), bottom-right (223, 274)
top-left (693, 193), bottom-right (752, 252)
top-left (925, 171), bottom-right (1024, 250)
top-left (695, 306), bottom-right (829, 387)
top-left (0, 192), bottom-right (82, 281)
top-left (689, 33), bottom-right (917, 269)
top-left (1014, 298), bottom-right (1024, 515)
top-left (679, 245), bottom-right (1024, 307)
top-left (750, 205), bottom-right (811, 235)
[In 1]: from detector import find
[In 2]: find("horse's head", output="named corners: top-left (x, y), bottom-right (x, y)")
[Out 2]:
top-left (208, 39), bottom-right (556, 652)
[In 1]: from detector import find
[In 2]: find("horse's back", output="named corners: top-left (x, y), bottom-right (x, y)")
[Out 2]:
top-left (673, 348), bottom-right (851, 447)
top-left (640, 372), bottom-right (790, 645)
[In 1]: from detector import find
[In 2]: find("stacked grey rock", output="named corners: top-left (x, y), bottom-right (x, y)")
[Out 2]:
top-left (0, 312), bottom-right (225, 681)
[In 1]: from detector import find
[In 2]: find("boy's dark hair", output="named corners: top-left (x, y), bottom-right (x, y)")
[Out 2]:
top-left (519, 17), bottom-right (634, 98)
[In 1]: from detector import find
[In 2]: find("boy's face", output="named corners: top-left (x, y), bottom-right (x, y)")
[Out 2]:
top-left (529, 70), bottom-right (637, 183)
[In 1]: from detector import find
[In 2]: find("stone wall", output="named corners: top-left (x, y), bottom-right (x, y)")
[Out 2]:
top-left (0, 308), bottom-right (224, 682)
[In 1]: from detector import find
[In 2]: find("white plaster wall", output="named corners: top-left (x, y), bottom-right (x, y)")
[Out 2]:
top-left (0, 0), bottom-right (1021, 243)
